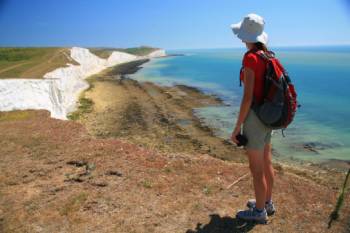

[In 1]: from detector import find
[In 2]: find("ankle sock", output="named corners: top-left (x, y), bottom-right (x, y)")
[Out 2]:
top-left (265, 200), bottom-right (273, 205)
top-left (255, 207), bottom-right (264, 213)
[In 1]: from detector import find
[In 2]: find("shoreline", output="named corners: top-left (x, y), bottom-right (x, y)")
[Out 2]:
top-left (71, 58), bottom-right (348, 183)
top-left (135, 59), bottom-right (350, 172)
top-left (131, 57), bottom-right (350, 173)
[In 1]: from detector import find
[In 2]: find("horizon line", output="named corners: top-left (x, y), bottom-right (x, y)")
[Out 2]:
top-left (166, 43), bottom-right (350, 51)
top-left (0, 43), bottom-right (350, 50)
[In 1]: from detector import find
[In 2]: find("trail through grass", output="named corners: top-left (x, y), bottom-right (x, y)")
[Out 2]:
top-left (0, 47), bottom-right (76, 79)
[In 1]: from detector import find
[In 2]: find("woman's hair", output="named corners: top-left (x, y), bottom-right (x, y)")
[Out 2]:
top-left (254, 42), bottom-right (268, 52)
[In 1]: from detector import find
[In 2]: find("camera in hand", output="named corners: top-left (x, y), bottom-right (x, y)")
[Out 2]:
top-left (235, 134), bottom-right (248, 147)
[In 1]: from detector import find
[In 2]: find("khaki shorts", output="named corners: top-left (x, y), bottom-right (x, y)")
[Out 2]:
top-left (243, 109), bottom-right (272, 150)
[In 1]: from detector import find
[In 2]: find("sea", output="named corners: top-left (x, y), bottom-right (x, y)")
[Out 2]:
top-left (130, 46), bottom-right (350, 164)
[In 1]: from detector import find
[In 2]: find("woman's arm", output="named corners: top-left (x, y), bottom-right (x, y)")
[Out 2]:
top-left (231, 67), bottom-right (255, 143)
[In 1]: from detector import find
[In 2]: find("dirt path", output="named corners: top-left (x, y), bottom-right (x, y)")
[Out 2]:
top-left (0, 61), bottom-right (31, 75)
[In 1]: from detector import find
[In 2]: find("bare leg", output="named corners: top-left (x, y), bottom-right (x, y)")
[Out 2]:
top-left (263, 143), bottom-right (274, 202)
top-left (246, 149), bottom-right (266, 210)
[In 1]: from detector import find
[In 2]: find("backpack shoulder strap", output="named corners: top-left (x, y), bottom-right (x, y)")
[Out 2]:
top-left (240, 50), bottom-right (274, 87)
top-left (254, 50), bottom-right (274, 61)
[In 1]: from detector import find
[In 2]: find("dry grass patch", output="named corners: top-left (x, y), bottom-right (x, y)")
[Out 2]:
top-left (0, 47), bottom-right (77, 79)
top-left (59, 192), bottom-right (88, 216)
top-left (0, 110), bottom-right (36, 122)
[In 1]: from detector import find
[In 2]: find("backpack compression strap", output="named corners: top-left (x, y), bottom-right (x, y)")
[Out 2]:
top-left (255, 50), bottom-right (275, 61)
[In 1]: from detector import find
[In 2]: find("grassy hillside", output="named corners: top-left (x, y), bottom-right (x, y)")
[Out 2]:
top-left (90, 46), bottom-right (160, 59)
top-left (0, 46), bottom-right (160, 79)
top-left (121, 46), bottom-right (160, 56)
top-left (0, 47), bottom-right (77, 79)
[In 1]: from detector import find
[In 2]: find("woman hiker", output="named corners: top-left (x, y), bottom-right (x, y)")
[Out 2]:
top-left (230, 13), bottom-right (276, 223)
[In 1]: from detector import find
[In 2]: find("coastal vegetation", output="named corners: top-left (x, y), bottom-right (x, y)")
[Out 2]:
top-left (90, 46), bottom-right (159, 59)
top-left (0, 47), bottom-right (76, 79)
top-left (67, 59), bottom-right (149, 121)
top-left (67, 97), bottom-right (94, 121)
top-left (0, 46), bottom-right (158, 79)
top-left (328, 168), bottom-right (350, 228)
top-left (0, 110), bottom-right (36, 122)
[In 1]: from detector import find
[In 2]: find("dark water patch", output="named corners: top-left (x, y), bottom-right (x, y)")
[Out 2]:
top-left (107, 59), bottom-right (150, 76)
top-left (176, 119), bottom-right (192, 127)
top-left (291, 142), bottom-right (343, 154)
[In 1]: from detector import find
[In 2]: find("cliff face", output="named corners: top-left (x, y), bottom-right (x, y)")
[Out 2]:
top-left (146, 49), bottom-right (167, 58)
top-left (106, 51), bottom-right (138, 67)
top-left (0, 79), bottom-right (61, 115)
top-left (0, 47), bottom-right (166, 120)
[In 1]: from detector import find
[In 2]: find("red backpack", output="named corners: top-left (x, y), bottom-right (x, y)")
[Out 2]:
top-left (241, 50), bottom-right (298, 130)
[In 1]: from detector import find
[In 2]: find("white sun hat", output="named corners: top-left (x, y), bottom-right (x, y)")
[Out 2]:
top-left (230, 13), bottom-right (268, 45)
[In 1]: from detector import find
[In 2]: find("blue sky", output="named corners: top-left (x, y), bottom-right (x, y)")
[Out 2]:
top-left (0, 0), bottom-right (349, 49)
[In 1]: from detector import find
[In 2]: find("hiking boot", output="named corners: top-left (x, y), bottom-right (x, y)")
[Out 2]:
top-left (236, 207), bottom-right (268, 224)
top-left (247, 199), bottom-right (276, 216)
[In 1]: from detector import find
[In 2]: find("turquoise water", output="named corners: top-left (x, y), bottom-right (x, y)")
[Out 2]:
top-left (131, 46), bottom-right (350, 163)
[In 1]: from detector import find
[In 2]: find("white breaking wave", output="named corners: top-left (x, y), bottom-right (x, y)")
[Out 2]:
top-left (0, 47), bottom-right (166, 120)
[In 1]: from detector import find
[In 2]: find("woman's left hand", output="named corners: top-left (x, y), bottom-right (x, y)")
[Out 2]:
top-left (231, 126), bottom-right (241, 144)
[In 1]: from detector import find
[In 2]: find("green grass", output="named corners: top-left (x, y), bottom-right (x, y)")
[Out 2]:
top-left (328, 168), bottom-right (350, 228)
top-left (0, 47), bottom-right (48, 61)
top-left (67, 72), bottom-right (103, 121)
top-left (67, 97), bottom-right (94, 121)
top-left (164, 167), bottom-right (172, 173)
top-left (202, 186), bottom-right (212, 195)
top-left (121, 46), bottom-right (159, 56)
top-left (0, 47), bottom-right (76, 79)
top-left (89, 48), bottom-right (113, 59)
top-left (141, 180), bottom-right (153, 189)
top-left (90, 46), bottom-right (159, 59)
top-left (0, 46), bottom-right (158, 78)
top-left (0, 111), bottom-right (35, 122)
top-left (193, 202), bottom-right (202, 210)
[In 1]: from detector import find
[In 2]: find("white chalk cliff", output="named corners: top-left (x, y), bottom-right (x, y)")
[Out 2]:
top-left (0, 47), bottom-right (166, 120)
top-left (143, 49), bottom-right (167, 58)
